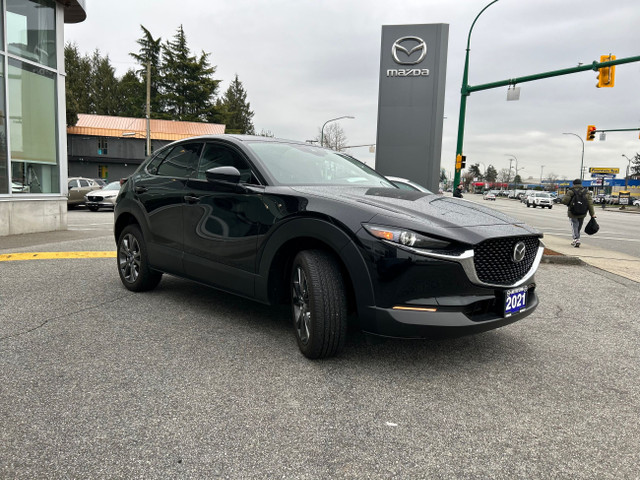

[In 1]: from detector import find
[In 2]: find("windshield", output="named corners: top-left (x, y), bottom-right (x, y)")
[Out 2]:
top-left (105, 182), bottom-right (121, 190)
top-left (246, 142), bottom-right (394, 187)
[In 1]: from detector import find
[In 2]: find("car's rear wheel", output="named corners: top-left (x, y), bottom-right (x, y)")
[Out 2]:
top-left (117, 224), bottom-right (162, 292)
top-left (291, 250), bottom-right (347, 359)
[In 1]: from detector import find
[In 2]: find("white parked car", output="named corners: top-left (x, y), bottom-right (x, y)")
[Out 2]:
top-left (385, 176), bottom-right (432, 193)
top-left (483, 192), bottom-right (496, 201)
top-left (84, 181), bottom-right (121, 211)
top-left (526, 192), bottom-right (553, 209)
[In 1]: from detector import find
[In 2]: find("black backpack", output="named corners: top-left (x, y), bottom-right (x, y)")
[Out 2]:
top-left (569, 188), bottom-right (589, 215)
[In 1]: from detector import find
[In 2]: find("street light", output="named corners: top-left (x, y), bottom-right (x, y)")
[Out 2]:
top-left (505, 154), bottom-right (519, 188)
top-left (321, 116), bottom-right (355, 147)
top-left (540, 165), bottom-right (545, 185)
top-left (622, 154), bottom-right (632, 191)
top-left (453, 0), bottom-right (501, 190)
top-left (562, 132), bottom-right (585, 181)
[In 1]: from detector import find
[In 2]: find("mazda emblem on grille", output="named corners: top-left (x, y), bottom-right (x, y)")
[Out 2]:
top-left (513, 242), bottom-right (526, 263)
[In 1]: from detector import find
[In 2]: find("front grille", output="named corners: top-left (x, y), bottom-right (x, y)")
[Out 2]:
top-left (87, 195), bottom-right (103, 201)
top-left (473, 236), bottom-right (539, 286)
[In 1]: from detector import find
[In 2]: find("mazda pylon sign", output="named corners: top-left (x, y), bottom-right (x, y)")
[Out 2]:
top-left (375, 24), bottom-right (449, 192)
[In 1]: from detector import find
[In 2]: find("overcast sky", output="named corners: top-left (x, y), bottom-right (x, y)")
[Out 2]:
top-left (65, 0), bottom-right (640, 181)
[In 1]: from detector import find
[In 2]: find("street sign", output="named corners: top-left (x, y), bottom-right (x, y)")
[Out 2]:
top-left (589, 167), bottom-right (620, 174)
top-left (619, 191), bottom-right (631, 205)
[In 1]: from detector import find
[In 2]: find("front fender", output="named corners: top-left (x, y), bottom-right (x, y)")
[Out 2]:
top-left (254, 217), bottom-right (375, 312)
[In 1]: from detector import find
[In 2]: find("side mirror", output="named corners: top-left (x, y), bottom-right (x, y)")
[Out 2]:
top-left (205, 166), bottom-right (241, 184)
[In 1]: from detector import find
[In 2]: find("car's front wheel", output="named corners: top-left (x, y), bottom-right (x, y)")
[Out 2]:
top-left (117, 224), bottom-right (162, 292)
top-left (291, 250), bottom-right (347, 359)
top-left (88, 205), bottom-right (99, 212)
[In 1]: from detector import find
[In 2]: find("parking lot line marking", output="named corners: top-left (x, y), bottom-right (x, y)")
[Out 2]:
top-left (0, 251), bottom-right (117, 262)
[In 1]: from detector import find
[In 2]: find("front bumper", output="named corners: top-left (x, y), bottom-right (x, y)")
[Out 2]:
top-left (85, 199), bottom-right (116, 209)
top-left (354, 231), bottom-right (543, 338)
top-left (360, 282), bottom-right (538, 338)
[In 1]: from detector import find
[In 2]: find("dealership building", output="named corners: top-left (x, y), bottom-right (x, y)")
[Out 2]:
top-left (0, 0), bottom-right (86, 237)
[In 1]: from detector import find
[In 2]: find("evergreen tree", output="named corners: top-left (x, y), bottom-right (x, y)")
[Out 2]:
top-left (159, 25), bottom-right (220, 121)
top-left (64, 43), bottom-right (92, 124)
top-left (117, 69), bottom-right (145, 118)
top-left (90, 50), bottom-right (120, 115)
top-left (217, 74), bottom-right (255, 134)
top-left (468, 163), bottom-right (483, 180)
top-left (129, 25), bottom-right (163, 118)
top-left (485, 165), bottom-right (498, 182)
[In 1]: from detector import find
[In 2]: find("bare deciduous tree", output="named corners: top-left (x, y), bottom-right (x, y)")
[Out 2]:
top-left (316, 123), bottom-right (348, 151)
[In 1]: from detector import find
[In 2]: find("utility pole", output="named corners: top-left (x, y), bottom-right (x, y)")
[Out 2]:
top-left (146, 62), bottom-right (151, 157)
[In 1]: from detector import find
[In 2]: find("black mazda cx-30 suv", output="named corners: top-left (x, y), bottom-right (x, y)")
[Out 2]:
top-left (114, 135), bottom-right (543, 359)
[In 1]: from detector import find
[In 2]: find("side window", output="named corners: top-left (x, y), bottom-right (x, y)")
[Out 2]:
top-left (155, 143), bottom-right (203, 178)
top-left (68, 180), bottom-right (78, 189)
top-left (79, 179), bottom-right (90, 187)
top-left (197, 143), bottom-right (257, 184)
top-left (146, 147), bottom-right (172, 175)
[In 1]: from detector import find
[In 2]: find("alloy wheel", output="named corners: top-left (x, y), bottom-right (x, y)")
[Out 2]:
top-left (292, 266), bottom-right (311, 345)
top-left (119, 233), bottom-right (141, 284)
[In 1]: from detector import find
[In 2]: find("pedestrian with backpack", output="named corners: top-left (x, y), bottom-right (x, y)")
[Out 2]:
top-left (561, 178), bottom-right (596, 248)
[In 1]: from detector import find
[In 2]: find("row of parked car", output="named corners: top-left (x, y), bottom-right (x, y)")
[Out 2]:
top-left (593, 193), bottom-right (639, 206)
top-left (67, 177), bottom-right (121, 211)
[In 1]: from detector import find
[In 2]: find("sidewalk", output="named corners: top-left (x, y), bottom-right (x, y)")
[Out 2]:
top-left (543, 233), bottom-right (640, 283)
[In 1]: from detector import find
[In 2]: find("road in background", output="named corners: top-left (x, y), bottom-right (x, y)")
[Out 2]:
top-left (464, 194), bottom-right (640, 258)
top-left (1, 209), bottom-right (639, 478)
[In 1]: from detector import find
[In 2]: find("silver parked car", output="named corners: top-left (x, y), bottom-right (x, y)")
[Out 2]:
top-left (385, 176), bottom-right (432, 193)
top-left (67, 177), bottom-right (102, 207)
top-left (84, 181), bottom-right (121, 211)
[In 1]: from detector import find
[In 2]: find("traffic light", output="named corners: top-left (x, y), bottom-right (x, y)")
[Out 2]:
top-left (586, 125), bottom-right (597, 141)
top-left (460, 155), bottom-right (466, 169)
top-left (597, 54), bottom-right (616, 88)
top-left (456, 154), bottom-right (466, 170)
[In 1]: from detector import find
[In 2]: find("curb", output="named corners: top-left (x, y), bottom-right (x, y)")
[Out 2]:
top-left (541, 254), bottom-right (584, 265)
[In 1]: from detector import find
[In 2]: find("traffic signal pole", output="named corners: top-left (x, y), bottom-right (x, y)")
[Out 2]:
top-left (453, 0), bottom-right (499, 191)
top-left (453, 10), bottom-right (640, 190)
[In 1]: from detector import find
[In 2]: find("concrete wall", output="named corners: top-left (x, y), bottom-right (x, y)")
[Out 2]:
top-left (0, 199), bottom-right (68, 237)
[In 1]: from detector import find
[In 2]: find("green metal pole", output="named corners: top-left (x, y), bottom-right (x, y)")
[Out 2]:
top-left (454, 0), bottom-right (500, 190)
top-left (467, 55), bottom-right (640, 93)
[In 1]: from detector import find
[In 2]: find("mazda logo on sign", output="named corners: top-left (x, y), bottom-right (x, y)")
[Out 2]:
top-left (392, 36), bottom-right (427, 65)
top-left (513, 242), bottom-right (526, 263)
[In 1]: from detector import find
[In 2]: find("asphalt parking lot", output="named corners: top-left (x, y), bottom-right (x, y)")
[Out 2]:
top-left (1, 216), bottom-right (639, 479)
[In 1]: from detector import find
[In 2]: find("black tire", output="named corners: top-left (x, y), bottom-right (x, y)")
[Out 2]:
top-left (290, 250), bottom-right (347, 359)
top-left (88, 205), bottom-right (99, 212)
top-left (526, 203), bottom-right (531, 208)
top-left (117, 224), bottom-right (162, 292)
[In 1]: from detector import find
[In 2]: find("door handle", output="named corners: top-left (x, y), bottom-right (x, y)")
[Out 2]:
top-left (135, 186), bottom-right (148, 194)
top-left (184, 195), bottom-right (200, 204)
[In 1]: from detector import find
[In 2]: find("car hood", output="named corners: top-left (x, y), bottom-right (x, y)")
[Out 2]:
top-left (86, 189), bottom-right (120, 197)
top-left (289, 186), bottom-right (541, 242)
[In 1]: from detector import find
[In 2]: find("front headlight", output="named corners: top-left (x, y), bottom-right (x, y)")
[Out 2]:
top-left (363, 224), bottom-right (452, 250)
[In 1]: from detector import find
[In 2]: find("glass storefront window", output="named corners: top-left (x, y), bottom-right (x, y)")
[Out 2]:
top-left (6, 0), bottom-right (57, 69)
top-left (8, 58), bottom-right (59, 194)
